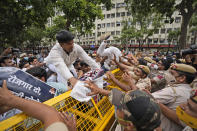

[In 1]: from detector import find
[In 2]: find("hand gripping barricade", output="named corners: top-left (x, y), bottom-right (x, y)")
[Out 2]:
top-left (105, 68), bottom-right (126, 92)
top-left (0, 90), bottom-right (115, 131)
top-left (0, 68), bottom-right (126, 131)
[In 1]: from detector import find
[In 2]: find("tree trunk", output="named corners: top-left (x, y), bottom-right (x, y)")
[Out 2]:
top-left (179, 13), bottom-right (193, 49)
top-left (65, 20), bottom-right (71, 31)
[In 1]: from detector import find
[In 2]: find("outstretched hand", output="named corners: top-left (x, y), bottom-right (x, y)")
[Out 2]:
top-left (59, 112), bottom-right (77, 131)
top-left (84, 81), bottom-right (100, 96)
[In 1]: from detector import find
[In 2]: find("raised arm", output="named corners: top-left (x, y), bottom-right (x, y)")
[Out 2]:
top-left (0, 80), bottom-right (62, 128)
top-left (77, 45), bottom-right (100, 69)
top-left (158, 103), bottom-right (180, 125)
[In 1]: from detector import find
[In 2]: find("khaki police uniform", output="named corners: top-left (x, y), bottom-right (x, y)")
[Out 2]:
top-left (153, 83), bottom-right (192, 131)
top-left (152, 64), bottom-right (196, 131)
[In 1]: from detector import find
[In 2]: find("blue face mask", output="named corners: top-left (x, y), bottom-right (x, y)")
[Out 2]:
top-left (24, 57), bottom-right (28, 60)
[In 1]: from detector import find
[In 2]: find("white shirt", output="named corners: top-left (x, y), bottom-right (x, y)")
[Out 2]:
top-left (97, 41), bottom-right (122, 69)
top-left (44, 43), bottom-right (99, 82)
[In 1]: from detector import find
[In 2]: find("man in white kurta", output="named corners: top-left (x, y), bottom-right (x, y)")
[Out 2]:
top-left (44, 30), bottom-right (99, 87)
top-left (97, 41), bottom-right (122, 70)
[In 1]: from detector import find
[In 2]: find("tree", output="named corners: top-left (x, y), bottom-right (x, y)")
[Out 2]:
top-left (125, 0), bottom-right (197, 49)
top-left (167, 29), bottom-right (181, 54)
top-left (56, 0), bottom-right (112, 34)
top-left (45, 16), bottom-right (67, 43)
top-left (120, 1), bottom-right (163, 50)
top-left (0, 0), bottom-right (56, 47)
top-left (24, 25), bottom-right (46, 48)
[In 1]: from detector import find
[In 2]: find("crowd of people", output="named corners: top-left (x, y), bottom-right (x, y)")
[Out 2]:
top-left (0, 30), bottom-right (197, 131)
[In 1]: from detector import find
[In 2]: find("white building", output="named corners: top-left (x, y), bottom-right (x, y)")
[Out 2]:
top-left (75, 0), bottom-right (184, 49)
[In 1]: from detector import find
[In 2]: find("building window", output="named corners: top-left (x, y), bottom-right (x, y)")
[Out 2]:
top-left (111, 22), bottom-right (115, 27)
top-left (116, 21), bottom-right (121, 27)
top-left (127, 12), bottom-right (131, 16)
top-left (148, 39), bottom-right (152, 44)
top-left (131, 40), bottom-right (135, 44)
top-left (111, 40), bottom-right (115, 44)
top-left (98, 32), bottom-right (101, 37)
top-left (102, 32), bottom-right (105, 34)
top-left (97, 24), bottom-right (101, 29)
top-left (101, 6), bottom-right (105, 10)
top-left (116, 3), bottom-right (126, 8)
top-left (112, 4), bottom-right (115, 8)
top-left (160, 38), bottom-right (165, 43)
top-left (107, 23), bottom-right (110, 27)
top-left (174, 28), bottom-right (179, 31)
top-left (160, 29), bottom-right (166, 34)
top-left (121, 12), bottom-right (125, 16)
top-left (107, 14), bottom-right (110, 18)
top-left (154, 29), bottom-right (159, 34)
top-left (167, 28), bottom-right (172, 33)
top-left (153, 38), bottom-right (158, 43)
top-left (103, 14), bottom-right (106, 19)
top-left (101, 23), bottom-right (105, 28)
top-left (111, 13), bottom-right (115, 18)
top-left (175, 17), bottom-right (181, 23)
top-left (92, 33), bottom-right (95, 36)
top-left (116, 12), bottom-right (120, 17)
top-left (111, 31), bottom-right (115, 35)
top-left (116, 31), bottom-right (120, 35)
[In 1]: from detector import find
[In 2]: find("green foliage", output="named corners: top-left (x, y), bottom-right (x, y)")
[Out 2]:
top-left (168, 29), bottom-right (180, 42)
top-left (45, 16), bottom-right (66, 42)
top-left (0, 0), bottom-right (56, 47)
top-left (120, 1), bottom-right (163, 46)
top-left (56, 0), bottom-right (111, 34)
top-left (124, 0), bottom-right (197, 48)
top-left (24, 26), bottom-right (46, 47)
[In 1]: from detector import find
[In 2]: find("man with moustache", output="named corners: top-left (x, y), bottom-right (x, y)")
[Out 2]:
top-left (44, 30), bottom-right (99, 87)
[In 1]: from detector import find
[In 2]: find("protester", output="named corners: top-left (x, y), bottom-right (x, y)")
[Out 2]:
top-left (0, 56), bottom-right (15, 67)
top-left (0, 80), bottom-right (76, 131)
top-left (44, 30), bottom-right (99, 87)
top-left (26, 67), bottom-right (70, 96)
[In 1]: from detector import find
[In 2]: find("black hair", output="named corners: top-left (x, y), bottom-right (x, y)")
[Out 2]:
top-left (56, 30), bottom-right (74, 44)
top-left (80, 62), bottom-right (89, 67)
top-left (19, 59), bottom-right (29, 69)
top-left (28, 57), bottom-right (36, 64)
top-left (176, 70), bottom-right (196, 84)
top-left (138, 58), bottom-right (147, 66)
top-left (26, 67), bottom-right (47, 81)
top-left (0, 56), bottom-right (10, 67)
top-left (161, 59), bottom-right (171, 70)
top-left (0, 56), bottom-right (9, 64)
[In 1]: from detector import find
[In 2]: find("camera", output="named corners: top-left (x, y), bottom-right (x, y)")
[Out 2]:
top-left (181, 45), bottom-right (197, 56)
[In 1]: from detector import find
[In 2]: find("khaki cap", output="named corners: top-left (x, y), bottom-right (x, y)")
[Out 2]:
top-left (138, 65), bottom-right (150, 75)
top-left (170, 64), bottom-right (196, 74)
top-left (144, 57), bottom-right (156, 64)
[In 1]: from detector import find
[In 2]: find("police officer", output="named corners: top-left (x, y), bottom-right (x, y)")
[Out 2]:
top-left (152, 64), bottom-right (196, 131)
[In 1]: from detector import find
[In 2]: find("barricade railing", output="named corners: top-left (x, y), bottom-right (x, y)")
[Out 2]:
top-left (105, 68), bottom-right (126, 92)
top-left (0, 90), bottom-right (115, 131)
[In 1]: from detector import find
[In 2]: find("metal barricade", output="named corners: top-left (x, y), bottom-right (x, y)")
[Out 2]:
top-left (0, 90), bottom-right (115, 131)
